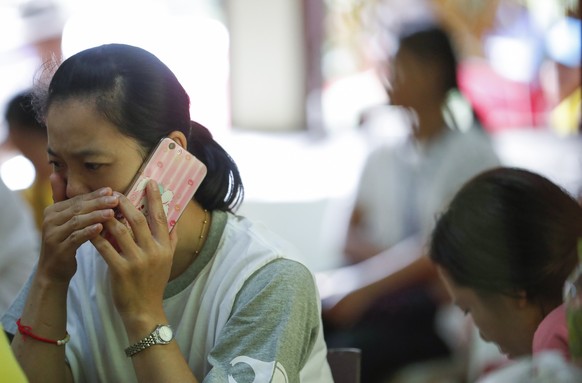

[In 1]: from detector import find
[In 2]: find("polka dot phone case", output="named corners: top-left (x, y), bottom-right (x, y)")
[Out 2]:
top-left (115, 137), bottom-right (207, 235)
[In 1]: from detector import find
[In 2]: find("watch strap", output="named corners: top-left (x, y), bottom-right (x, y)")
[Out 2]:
top-left (124, 324), bottom-right (173, 358)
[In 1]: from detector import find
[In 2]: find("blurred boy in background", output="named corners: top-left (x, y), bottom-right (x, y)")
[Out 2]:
top-left (5, 90), bottom-right (53, 229)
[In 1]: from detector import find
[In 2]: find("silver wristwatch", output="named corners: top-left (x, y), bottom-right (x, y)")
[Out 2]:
top-left (124, 324), bottom-right (174, 357)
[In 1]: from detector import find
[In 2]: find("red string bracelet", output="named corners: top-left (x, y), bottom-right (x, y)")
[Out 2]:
top-left (16, 318), bottom-right (70, 346)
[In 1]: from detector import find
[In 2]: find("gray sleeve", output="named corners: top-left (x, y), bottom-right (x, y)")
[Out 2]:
top-left (0, 180), bottom-right (39, 316)
top-left (1, 265), bottom-right (35, 335)
top-left (203, 258), bottom-right (321, 383)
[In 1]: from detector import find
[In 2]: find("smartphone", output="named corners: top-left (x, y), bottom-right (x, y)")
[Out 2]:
top-left (107, 137), bottom-right (207, 238)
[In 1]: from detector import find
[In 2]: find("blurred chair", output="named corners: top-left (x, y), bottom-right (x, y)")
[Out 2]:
top-left (327, 347), bottom-right (362, 383)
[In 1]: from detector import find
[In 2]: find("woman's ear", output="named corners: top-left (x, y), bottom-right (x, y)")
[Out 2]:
top-left (168, 130), bottom-right (188, 149)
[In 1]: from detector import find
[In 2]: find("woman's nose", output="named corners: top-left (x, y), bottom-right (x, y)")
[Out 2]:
top-left (65, 175), bottom-right (91, 199)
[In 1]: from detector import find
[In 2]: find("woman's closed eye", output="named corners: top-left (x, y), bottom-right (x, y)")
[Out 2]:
top-left (49, 159), bottom-right (63, 171)
top-left (84, 162), bottom-right (104, 171)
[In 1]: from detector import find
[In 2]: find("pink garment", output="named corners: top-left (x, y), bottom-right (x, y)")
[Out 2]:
top-left (532, 303), bottom-right (570, 360)
top-left (458, 60), bottom-right (549, 132)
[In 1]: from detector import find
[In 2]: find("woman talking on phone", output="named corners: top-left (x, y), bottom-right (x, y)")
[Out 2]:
top-left (1, 43), bottom-right (333, 383)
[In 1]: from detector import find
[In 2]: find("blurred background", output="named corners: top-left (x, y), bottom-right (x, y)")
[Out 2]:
top-left (0, 0), bottom-right (580, 273)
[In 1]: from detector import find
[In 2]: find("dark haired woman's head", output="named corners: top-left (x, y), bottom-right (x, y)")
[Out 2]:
top-left (430, 167), bottom-right (582, 357)
top-left (431, 167), bottom-right (581, 305)
top-left (387, 23), bottom-right (458, 108)
top-left (38, 43), bottom-right (243, 211)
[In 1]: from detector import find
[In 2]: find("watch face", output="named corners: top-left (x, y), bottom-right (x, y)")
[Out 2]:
top-left (158, 325), bottom-right (173, 342)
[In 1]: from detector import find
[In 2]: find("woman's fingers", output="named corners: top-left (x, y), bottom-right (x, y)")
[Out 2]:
top-left (100, 181), bottom-right (176, 263)
top-left (45, 198), bottom-right (118, 247)
top-left (91, 223), bottom-right (126, 267)
top-left (102, 203), bottom-right (140, 258)
top-left (39, 183), bottom-right (120, 282)
top-left (143, 180), bottom-right (169, 240)
top-left (49, 191), bottom-right (118, 227)
top-left (42, 187), bottom-right (118, 261)
top-left (118, 181), bottom-right (170, 247)
top-left (62, 222), bottom-right (106, 249)
top-left (89, 182), bottom-right (178, 317)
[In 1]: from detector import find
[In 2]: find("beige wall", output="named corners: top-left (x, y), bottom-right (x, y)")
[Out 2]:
top-left (227, 0), bottom-right (306, 131)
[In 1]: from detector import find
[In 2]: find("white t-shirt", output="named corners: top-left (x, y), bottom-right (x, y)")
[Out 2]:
top-left (2, 210), bottom-right (333, 383)
top-left (355, 127), bottom-right (500, 250)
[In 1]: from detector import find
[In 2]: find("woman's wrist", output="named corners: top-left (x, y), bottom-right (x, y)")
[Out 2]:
top-left (32, 270), bottom-right (72, 292)
top-left (16, 275), bottom-right (70, 345)
top-left (16, 318), bottom-right (70, 346)
top-left (121, 310), bottom-right (169, 343)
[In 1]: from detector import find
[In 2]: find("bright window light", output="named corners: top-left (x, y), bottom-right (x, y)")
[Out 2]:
top-left (545, 17), bottom-right (581, 67)
top-left (485, 36), bottom-right (540, 83)
top-left (60, 0), bottom-right (230, 133)
top-left (1, 155), bottom-right (35, 191)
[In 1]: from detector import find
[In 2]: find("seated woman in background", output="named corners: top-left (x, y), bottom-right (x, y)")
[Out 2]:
top-left (430, 166), bottom-right (579, 361)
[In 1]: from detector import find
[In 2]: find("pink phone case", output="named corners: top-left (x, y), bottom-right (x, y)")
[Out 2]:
top-left (123, 137), bottom-right (207, 232)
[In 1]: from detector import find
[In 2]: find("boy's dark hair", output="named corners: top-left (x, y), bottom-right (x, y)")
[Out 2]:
top-left (5, 90), bottom-right (46, 135)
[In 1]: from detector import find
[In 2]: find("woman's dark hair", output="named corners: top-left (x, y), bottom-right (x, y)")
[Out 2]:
top-left (430, 167), bottom-right (582, 308)
top-left (35, 43), bottom-right (243, 212)
top-left (397, 24), bottom-right (458, 96)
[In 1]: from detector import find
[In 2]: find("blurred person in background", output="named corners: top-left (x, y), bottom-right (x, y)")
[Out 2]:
top-left (320, 22), bottom-right (500, 382)
top-left (431, 167), bottom-right (578, 361)
top-left (431, 167), bottom-right (582, 380)
top-left (0, 176), bottom-right (39, 317)
top-left (5, 89), bottom-right (53, 229)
